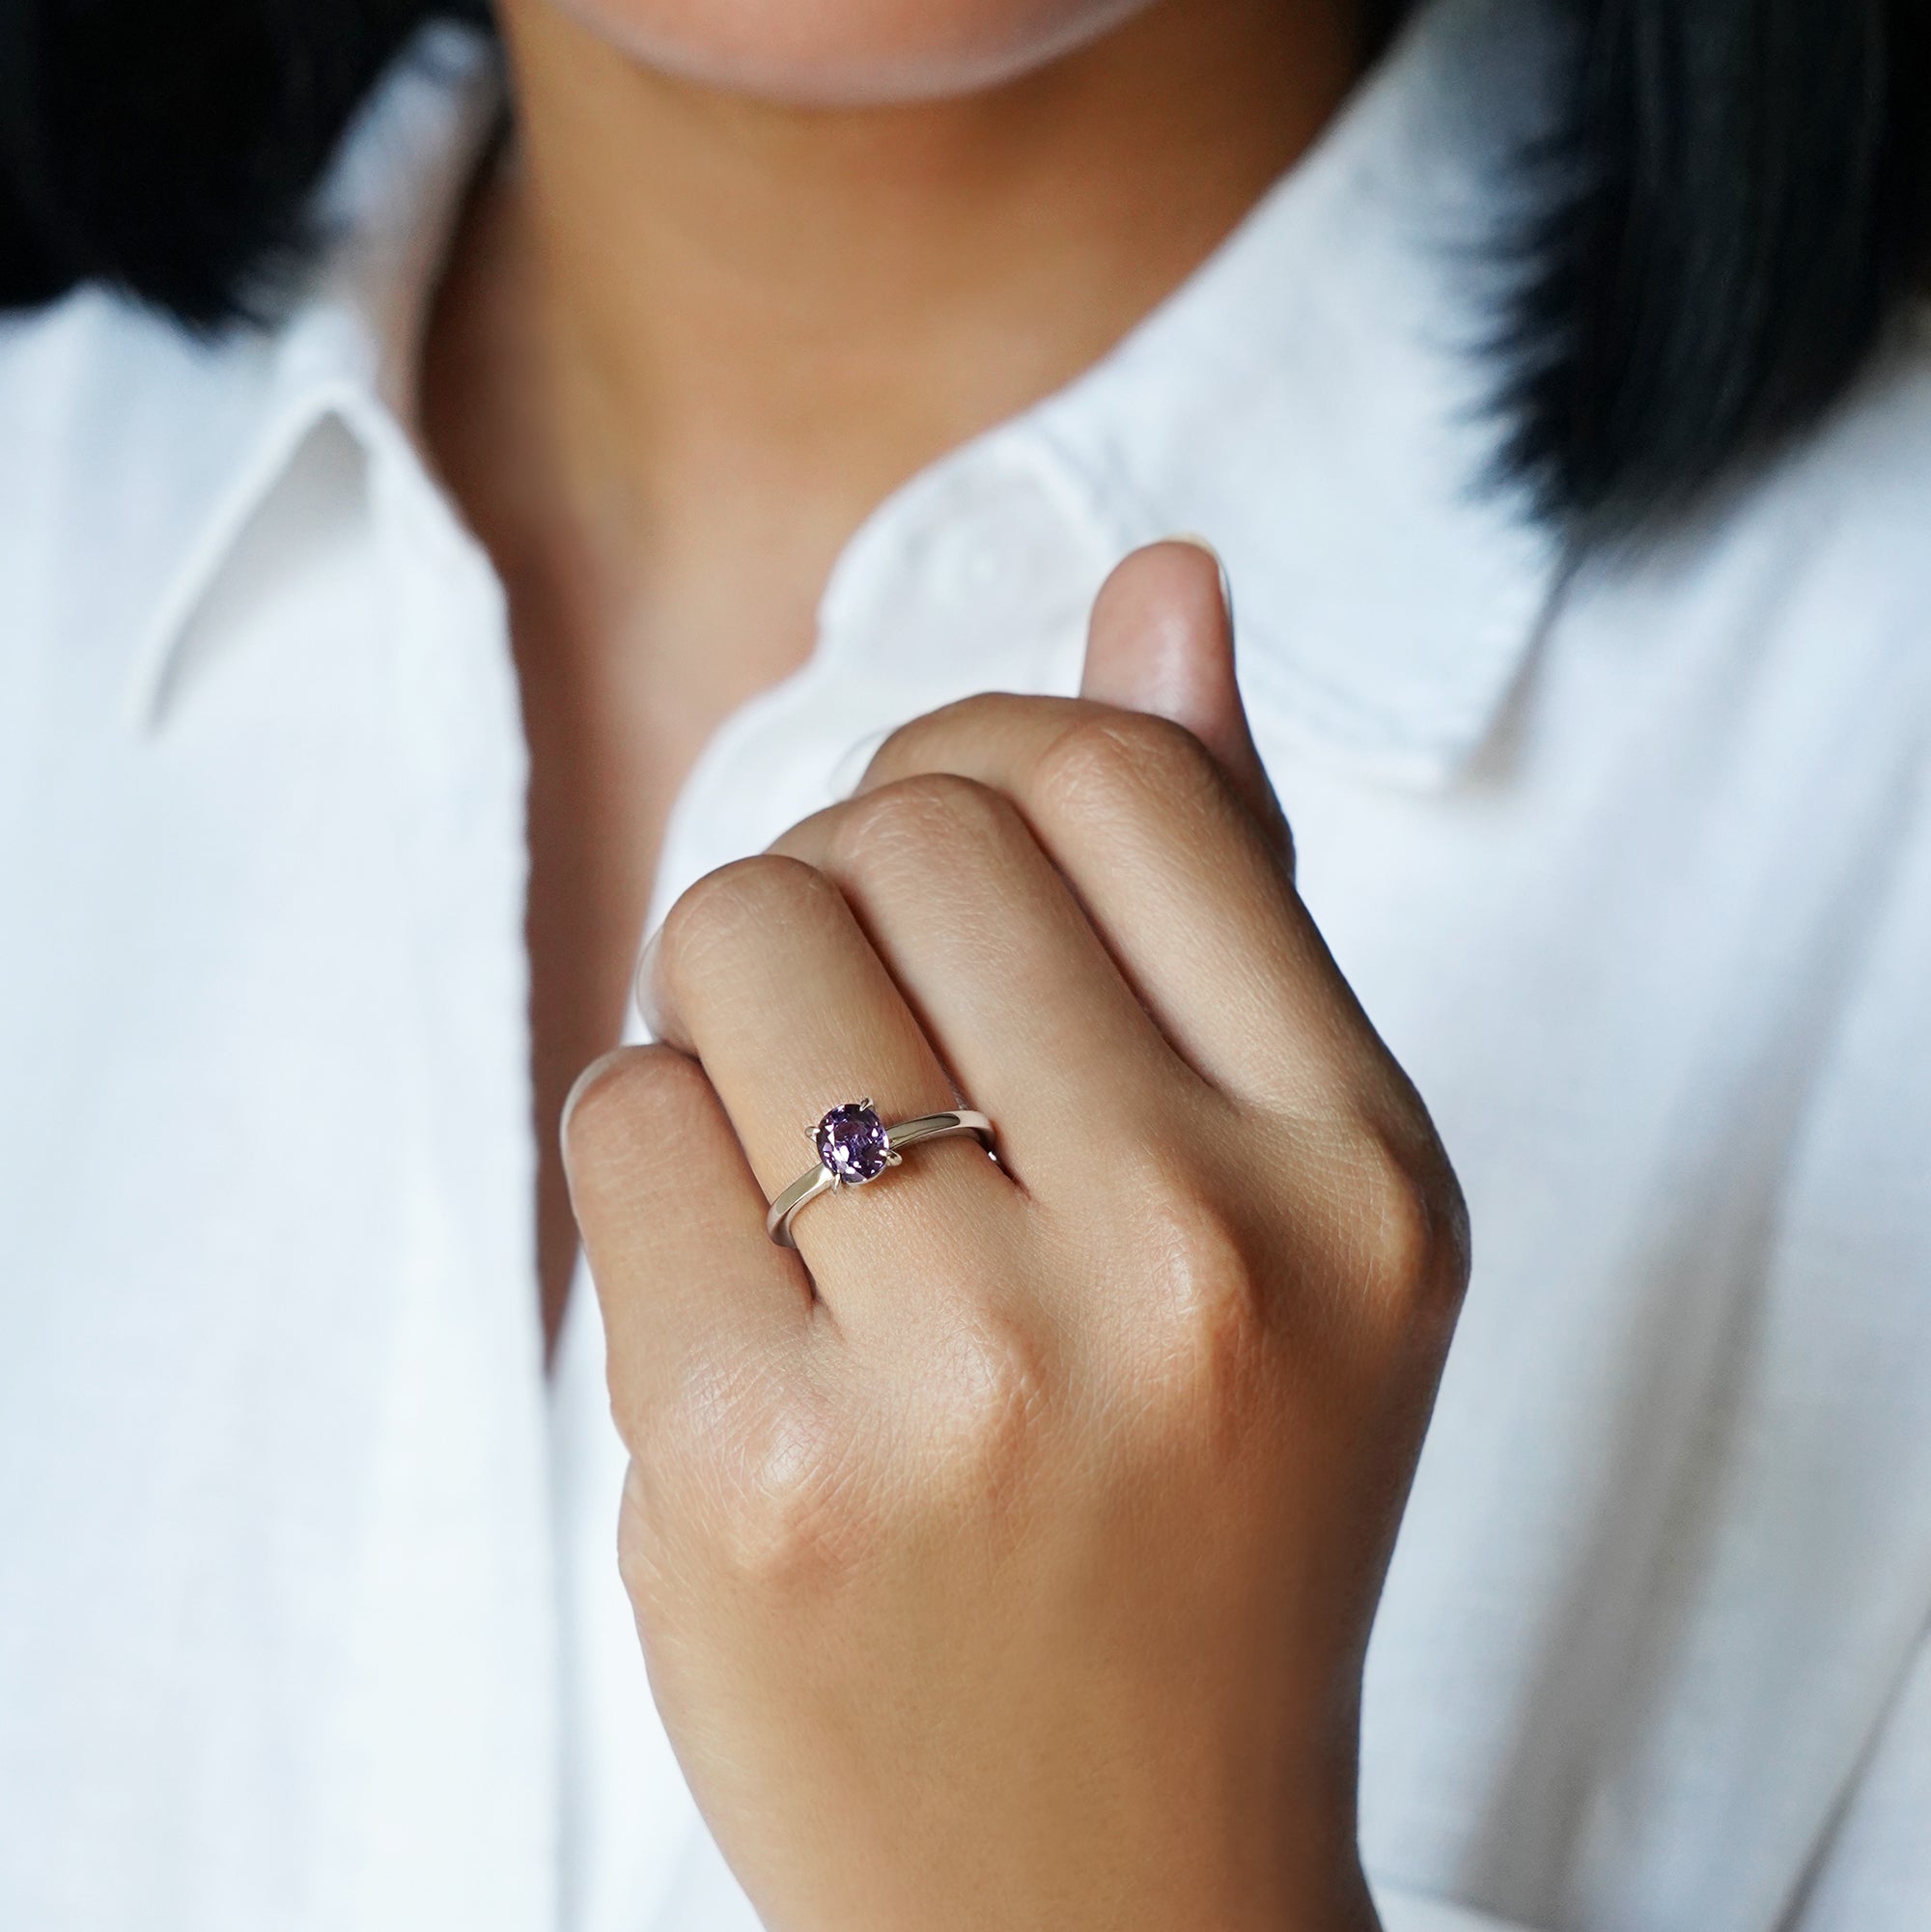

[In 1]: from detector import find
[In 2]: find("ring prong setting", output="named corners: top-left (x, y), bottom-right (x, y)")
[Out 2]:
top-left (768, 1104), bottom-right (994, 1246)
top-left (811, 1101), bottom-right (894, 1188)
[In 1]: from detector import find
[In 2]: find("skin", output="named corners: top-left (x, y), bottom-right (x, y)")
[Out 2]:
top-left (427, 0), bottom-right (1465, 1924)
top-left (422, 0), bottom-right (1361, 1340)
top-left (540, 0), bottom-right (1166, 99)
top-left (566, 544), bottom-right (1469, 1930)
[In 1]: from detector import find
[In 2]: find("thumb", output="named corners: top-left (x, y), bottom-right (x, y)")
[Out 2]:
top-left (1079, 539), bottom-right (1288, 857)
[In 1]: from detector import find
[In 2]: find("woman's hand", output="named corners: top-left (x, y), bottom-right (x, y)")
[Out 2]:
top-left (563, 543), bottom-right (1469, 1932)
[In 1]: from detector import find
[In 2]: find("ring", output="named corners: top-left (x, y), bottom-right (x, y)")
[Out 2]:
top-left (766, 1100), bottom-right (996, 1247)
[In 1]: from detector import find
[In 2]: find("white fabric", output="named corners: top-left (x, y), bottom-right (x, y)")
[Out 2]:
top-left (3, 5), bottom-right (1929, 1930)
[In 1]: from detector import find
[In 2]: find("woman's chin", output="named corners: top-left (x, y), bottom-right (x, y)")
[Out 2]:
top-left (536, 0), bottom-right (1159, 104)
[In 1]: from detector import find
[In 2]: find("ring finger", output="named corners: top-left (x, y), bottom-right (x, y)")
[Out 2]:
top-left (640, 854), bottom-right (1023, 1312)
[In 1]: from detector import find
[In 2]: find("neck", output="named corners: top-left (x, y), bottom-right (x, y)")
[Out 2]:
top-left (477, 0), bottom-right (1359, 614)
top-left (421, 0), bottom-right (1362, 1351)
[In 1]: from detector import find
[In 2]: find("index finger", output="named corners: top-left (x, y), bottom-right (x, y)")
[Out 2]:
top-left (857, 695), bottom-right (1385, 1117)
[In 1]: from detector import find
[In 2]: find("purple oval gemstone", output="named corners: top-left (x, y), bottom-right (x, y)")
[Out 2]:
top-left (815, 1103), bottom-right (891, 1185)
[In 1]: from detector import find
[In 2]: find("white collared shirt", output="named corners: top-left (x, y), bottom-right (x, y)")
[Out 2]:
top-left (3, 5), bottom-right (1929, 1930)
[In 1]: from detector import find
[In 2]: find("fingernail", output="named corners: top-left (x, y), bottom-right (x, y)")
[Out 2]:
top-left (1164, 532), bottom-right (1236, 639)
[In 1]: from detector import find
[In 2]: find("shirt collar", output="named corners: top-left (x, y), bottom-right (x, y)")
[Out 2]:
top-left (118, 24), bottom-right (501, 727)
top-left (1035, 0), bottom-right (1568, 784)
top-left (121, 0), bottom-right (1563, 784)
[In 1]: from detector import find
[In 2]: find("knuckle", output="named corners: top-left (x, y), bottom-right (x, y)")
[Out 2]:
top-left (1335, 1119), bottom-right (1469, 1328)
top-left (831, 771), bottom-right (1018, 879)
top-left (1087, 1129), bottom-right (1268, 1379)
top-left (658, 854), bottom-right (837, 988)
top-left (562, 1043), bottom-right (699, 1171)
top-left (863, 710), bottom-right (942, 782)
top-left (921, 1310), bottom-right (1052, 1502)
top-left (643, 1368), bottom-right (876, 1591)
top-left (1128, 1181), bottom-right (1271, 1410)
top-left (615, 1462), bottom-right (670, 1612)
top-left (1035, 707), bottom-right (1219, 828)
top-left (865, 692), bottom-right (1027, 786)
top-left (719, 1417), bottom-right (876, 1589)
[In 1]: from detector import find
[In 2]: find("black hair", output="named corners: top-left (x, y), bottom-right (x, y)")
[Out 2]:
top-left (0, 0), bottom-right (487, 318)
top-left (1499, 0), bottom-right (1931, 537)
top-left (1, 0), bottom-right (1926, 538)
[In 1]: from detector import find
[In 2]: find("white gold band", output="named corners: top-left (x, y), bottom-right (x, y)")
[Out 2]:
top-left (766, 1108), bottom-right (995, 1247)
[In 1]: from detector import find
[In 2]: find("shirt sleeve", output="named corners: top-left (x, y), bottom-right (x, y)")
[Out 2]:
top-left (1783, 1630), bottom-right (1931, 1932)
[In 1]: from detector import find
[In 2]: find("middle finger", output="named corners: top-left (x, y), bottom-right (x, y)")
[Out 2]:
top-left (770, 771), bottom-right (1197, 1203)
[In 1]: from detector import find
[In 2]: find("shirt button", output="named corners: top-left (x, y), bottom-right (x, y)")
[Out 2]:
top-left (820, 440), bottom-right (1115, 679)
